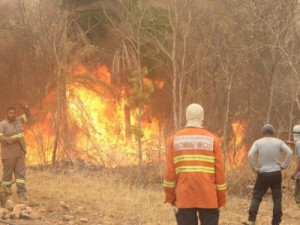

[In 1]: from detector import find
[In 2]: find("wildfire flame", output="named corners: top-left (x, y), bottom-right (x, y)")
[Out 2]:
top-left (25, 63), bottom-right (164, 167)
top-left (226, 120), bottom-right (248, 168)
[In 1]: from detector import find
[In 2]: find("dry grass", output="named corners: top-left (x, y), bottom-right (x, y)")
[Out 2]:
top-left (1, 167), bottom-right (299, 225)
top-left (9, 169), bottom-right (177, 225)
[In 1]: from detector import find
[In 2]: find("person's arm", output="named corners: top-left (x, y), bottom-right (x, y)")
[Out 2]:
top-left (0, 122), bottom-right (18, 144)
top-left (291, 142), bottom-right (300, 180)
top-left (280, 142), bottom-right (293, 169)
top-left (214, 138), bottom-right (226, 207)
top-left (19, 102), bottom-right (31, 123)
top-left (248, 142), bottom-right (259, 172)
top-left (285, 140), bottom-right (295, 145)
top-left (163, 137), bottom-right (177, 205)
top-left (291, 163), bottom-right (300, 180)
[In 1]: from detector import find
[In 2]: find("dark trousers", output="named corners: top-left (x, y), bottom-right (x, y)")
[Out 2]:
top-left (2, 155), bottom-right (26, 195)
top-left (248, 171), bottom-right (282, 225)
top-left (176, 208), bottom-right (219, 225)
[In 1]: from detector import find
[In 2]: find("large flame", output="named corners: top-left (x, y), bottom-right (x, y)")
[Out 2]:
top-left (25, 63), bottom-right (164, 167)
top-left (226, 120), bottom-right (248, 168)
top-left (24, 64), bottom-right (248, 168)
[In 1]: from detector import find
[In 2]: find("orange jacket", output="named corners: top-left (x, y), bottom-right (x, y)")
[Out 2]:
top-left (163, 127), bottom-right (226, 208)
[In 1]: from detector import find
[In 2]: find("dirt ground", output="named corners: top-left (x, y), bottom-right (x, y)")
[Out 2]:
top-left (1, 170), bottom-right (299, 225)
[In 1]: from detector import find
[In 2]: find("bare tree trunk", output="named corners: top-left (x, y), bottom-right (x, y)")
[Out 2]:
top-left (222, 73), bottom-right (233, 169)
top-left (172, 75), bottom-right (178, 131)
top-left (61, 77), bottom-right (70, 159)
top-left (296, 88), bottom-right (300, 112)
top-left (137, 16), bottom-right (143, 184)
top-left (266, 79), bottom-right (275, 124)
top-left (170, 1), bottom-right (178, 131)
top-left (51, 11), bottom-right (69, 169)
top-left (178, 10), bottom-right (191, 129)
top-left (52, 63), bottom-right (62, 169)
top-left (124, 104), bottom-right (131, 139)
top-left (287, 100), bottom-right (295, 187)
top-left (178, 76), bottom-right (183, 129)
top-left (158, 121), bottom-right (163, 162)
top-left (16, 52), bottom-right (24, 102)
top-left (287, 70), bottom-right (298, 186)
top-left (137, 103), bottom-right (143, 184)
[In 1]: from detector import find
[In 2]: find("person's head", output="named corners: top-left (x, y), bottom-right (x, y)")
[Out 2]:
top-left (7, 107), bottom-right (16, 121)
top-left (262, 124), bottom-right (273, 136)
top-left (293, 124), bottom-right (300, 142)
top-left (185, 103), bottom-right (204, 128)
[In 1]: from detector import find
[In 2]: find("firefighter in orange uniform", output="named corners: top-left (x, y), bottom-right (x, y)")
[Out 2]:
top-left (163, 103), bottom-right (226, 225)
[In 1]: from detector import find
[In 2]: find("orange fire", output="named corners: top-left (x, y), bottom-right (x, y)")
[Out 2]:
top-left (143, 77), bottom-right (165, 89)
top-left (25, 63), bottom-right (164, 167)
top-left (226, 120), bottom-right (248, 168)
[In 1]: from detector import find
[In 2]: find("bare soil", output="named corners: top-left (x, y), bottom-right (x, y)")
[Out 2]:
top-left (1, 170), bottom-right (299, 225)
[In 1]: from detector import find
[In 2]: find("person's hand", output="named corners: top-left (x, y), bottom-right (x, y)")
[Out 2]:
top-left (276, 163), bottom-right (285, 171)
top-left (291, 171), bottom-right (297, 180)
top-left (19, 102), bottom-right (29, 109)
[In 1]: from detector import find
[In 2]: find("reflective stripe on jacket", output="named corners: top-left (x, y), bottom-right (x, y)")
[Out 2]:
top-left (0, 107), bottom-right (30, 159)
top-left (163, 127), bottom-right (226, 208)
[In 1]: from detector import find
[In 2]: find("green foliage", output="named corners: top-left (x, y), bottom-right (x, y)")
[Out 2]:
top-left (60, 0), bottom-right (99, 10)
top-left (129, 125), bottom-right (144, 140)
top-left (128, 67), bottom-right (154, 108)
top-left (108, 1), bottom-right (172, 82)
top-left (140, 6), bottom-right (172, 77)
top-left (65, 40), bottom-right (76, 55)
top-left (73, 45), bottom-right (98, 61)
top-left (202, 69), bottom-right (212, 77)
top-left (78, 9), bottom-right (110, 42)
top-left (60, 0), bottom-right (111, 43)
top-left (186, 85), bottom-right (202, 102)
top-left (79, 9), bottom-right (107, 22)
top-left (142, 6), bottom-right (171, 40)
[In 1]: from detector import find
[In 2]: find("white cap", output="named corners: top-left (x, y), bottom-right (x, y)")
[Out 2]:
top-left (185, 103), bottom-right (204, 128)
top-left (293, 125), bottom-right (300, 142)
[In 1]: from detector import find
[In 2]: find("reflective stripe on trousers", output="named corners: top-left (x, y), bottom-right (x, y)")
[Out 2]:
top-left (2, 154), bottom-right (26, 194)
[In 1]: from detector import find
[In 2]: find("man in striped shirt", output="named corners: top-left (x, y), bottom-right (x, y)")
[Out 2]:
top-left (163, 103), bottom-right (226, 225)
top-left (0, 102), bottom-right (30, 199)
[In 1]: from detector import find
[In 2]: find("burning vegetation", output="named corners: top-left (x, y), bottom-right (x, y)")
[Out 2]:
top-left (25, 63), bottom-right (164, 168)
top-left (0, 0), bottom-right (299, 172)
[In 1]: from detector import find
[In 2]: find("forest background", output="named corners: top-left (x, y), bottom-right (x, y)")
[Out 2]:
top-left (0, 0), bottom-right (300, 224)
top-left (0, 0), bottom-right (299, 182)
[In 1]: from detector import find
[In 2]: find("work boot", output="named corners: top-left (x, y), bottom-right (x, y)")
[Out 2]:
top-left (242, 221), bottom-right (255, 225)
